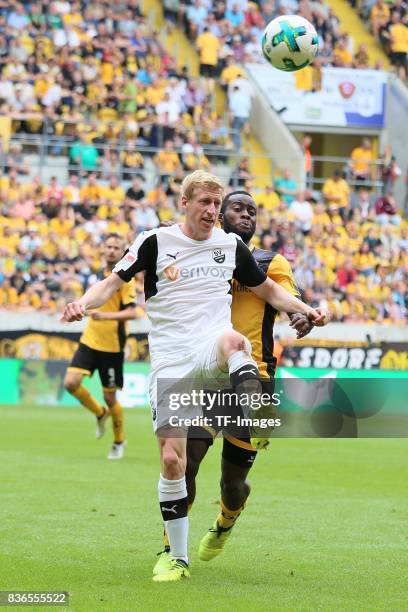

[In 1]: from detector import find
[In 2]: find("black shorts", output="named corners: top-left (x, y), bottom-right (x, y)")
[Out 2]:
top-left (68, 343), bottom-right (124, 390)
top-left (199, 63), bottom-right (216, 78)
top-left (390, 52), bottom-right (407, 68)
top-left (187, 430), bottom-right (257, 469)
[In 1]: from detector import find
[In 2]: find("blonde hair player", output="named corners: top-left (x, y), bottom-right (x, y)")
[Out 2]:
top-left (61, 170), bottom-right (325, 582)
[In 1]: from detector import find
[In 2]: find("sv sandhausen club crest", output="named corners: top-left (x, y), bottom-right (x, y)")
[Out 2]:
top-left (212, 248), bottom-right (225, 263)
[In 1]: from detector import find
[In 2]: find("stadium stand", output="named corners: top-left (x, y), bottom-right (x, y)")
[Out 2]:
top-left (0, 1), bottom-right (406, 323)
top-left (181, 0), bottom-right (390, 72)
top-left (346, 0), bottom-right (408, 78)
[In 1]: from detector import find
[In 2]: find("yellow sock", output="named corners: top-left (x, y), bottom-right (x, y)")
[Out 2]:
top-left (217, 498), bottom-right (247, 529)
top-left (110, 401), bottom-right (125, 443)
top-left (163, 529), bottom-right (170, 550)
top-left (163, 502), bottom-right (193, 549)
top-left (72, 385), bottom-right (104, 417)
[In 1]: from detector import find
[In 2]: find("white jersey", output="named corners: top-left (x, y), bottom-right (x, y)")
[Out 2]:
top-left (113, 224), bottom-right (266, 364)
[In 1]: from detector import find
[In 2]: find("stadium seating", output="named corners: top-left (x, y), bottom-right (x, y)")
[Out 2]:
top-left (355, 0), bottom-right (408, 78)
top-left (0, 1), bottom-right (406, 324)
top-left (181, 0), bottom-right (391, 72)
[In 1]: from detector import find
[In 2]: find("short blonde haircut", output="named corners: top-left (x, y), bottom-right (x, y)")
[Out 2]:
top-left (181, 170), bottom-right (225, 201)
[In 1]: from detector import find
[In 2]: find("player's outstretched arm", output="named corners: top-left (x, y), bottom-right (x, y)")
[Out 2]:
top-left (250, 278), bottom-right (324, 323)
top-left (233, 241), bottom-right (330, 325)
top-left (61, 273), bottom-right (124, 322)
top-left (91, 306), bottom-right (137, 321)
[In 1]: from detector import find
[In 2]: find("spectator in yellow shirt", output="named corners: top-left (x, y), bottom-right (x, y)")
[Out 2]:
top-left (253, 185), bottom-right (280, 212)
top-left (312, 202), bottom-right (331, 227)
top-left (322, 169), bottom-right (350, 217)
top-left (79, 173), bottom-right (102, 204)
top-left (17, 285), bottom-right (43, 310)
top-left (2, 225), bottom-right (21, 255)
top-left (0, 279), bottom-right (19, 308)
top-left (388, 13), bottom-right (408, 78)
top-left (154, 140), bottom-right (181, 176)
top-left (147, 183), bottom-right (168, 207)
top-left (344, 294), bottom-right (365, 320)
top-left (316, 237), bottom-right (337, 270)
top-left (62, 1), bottom-right (83, 27)
top-left (350, 138), bottom-right (374, 183)
top-left (63, 174), bottom-right (81, 205)
top-left (157, 199), bottom-right (176, 223)
top-left (107, 211), bottom-right (131, 237)
top-left (354, 242), bottom-right (378, 277)
top-left (346, 222), bottom-right (363, 252)
top-left (145, 81), bottom-right (166, 107)
top-left (49, 208), bottom-right (75, 236)
top-left (220, 56), bottom-right (244, 91)
top-left (100, 176), bottom-right (125, 206)
top-left (196, 27), bottom-right (220, 91)
top-left (1, 170), bottom-right (23, 202)
top-left (122, 142), bottom-right (144, 181)
top-left (370, 0), bottom-right (391, 37)
top-left (332, 37), bottom-right (353, 67)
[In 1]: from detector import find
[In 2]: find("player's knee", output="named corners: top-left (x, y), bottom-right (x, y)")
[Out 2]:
top-left (220, 477), bottom-right (250, 505)
top-left (219, 330), bottom-right (251, 361)
top-left (63, 376), bottom-right (80, 394)
top-left (103, 391), bottom-right (116, 407)
top-left (161, 448), bottom-right (186, 479)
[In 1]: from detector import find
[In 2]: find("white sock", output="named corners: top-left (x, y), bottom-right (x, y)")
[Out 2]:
top-left (228, 350), bottom-right (261, 419)
top-left (158, 474), bottom-right (189, 564)
top-left (227, 349), bottom-right (258, 374)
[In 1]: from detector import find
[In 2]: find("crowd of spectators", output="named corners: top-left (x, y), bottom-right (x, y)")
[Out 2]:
top-left (1, 147), bottom-right (407, 324)
top-left (0, 1), bottom-right (406, 325)
top-left (174, 0), bottom-right (391, 82)
top-left (359, 0), bottom-right (408, 79)
top-left (0, 0), bottom-right (238, 163)
top-left (252, 160), bottom-right (407, 324)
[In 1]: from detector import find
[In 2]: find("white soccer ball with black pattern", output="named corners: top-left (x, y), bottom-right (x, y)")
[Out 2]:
top-left (261, 15), bottom-right (319, 72)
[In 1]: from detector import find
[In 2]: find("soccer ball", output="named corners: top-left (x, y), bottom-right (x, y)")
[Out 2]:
top-left (261, 15), bottom-right (319, 72)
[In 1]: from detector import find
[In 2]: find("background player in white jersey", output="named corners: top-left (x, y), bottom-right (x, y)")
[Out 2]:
top-left (61, 170), bottom-right (324, 583)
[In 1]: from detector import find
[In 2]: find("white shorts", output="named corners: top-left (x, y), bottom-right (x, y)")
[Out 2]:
top-left (149, 334), bottom-right (230, 432)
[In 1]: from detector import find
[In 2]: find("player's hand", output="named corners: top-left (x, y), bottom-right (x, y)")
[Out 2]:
top-left (60, 302), bottom-right (87, 322)
top-left (305, 307), bottom-right (330, 326)
top-left (289, 313), bottom-right (314, 339)
top-left (312, 308), bottom-right (332, 327)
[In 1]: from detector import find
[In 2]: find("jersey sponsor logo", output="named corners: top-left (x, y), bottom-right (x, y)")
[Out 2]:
top-left (166, 252), bottom-right (179, 260)
top-left (212, 248), bottom-right (225, 263)
top-left (232, 280), bottom-right (250, 293)
top-left (164, 265), bottom-right (180, 281)
top-left (163, 266), bottom-right (227, 281)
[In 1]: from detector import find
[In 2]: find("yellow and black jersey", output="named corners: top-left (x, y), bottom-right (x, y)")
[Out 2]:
top-left (80, 270), bottom-right (136, 353)
top-left (231, 248), bottom-right (300, 379)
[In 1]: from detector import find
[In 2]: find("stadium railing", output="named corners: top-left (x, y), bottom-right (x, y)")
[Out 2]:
top-left (1, 132), bottom-right (388, 196)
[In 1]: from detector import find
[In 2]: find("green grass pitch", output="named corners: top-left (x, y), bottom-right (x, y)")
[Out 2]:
top-left (1, 404), bottom-right (407, 611)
